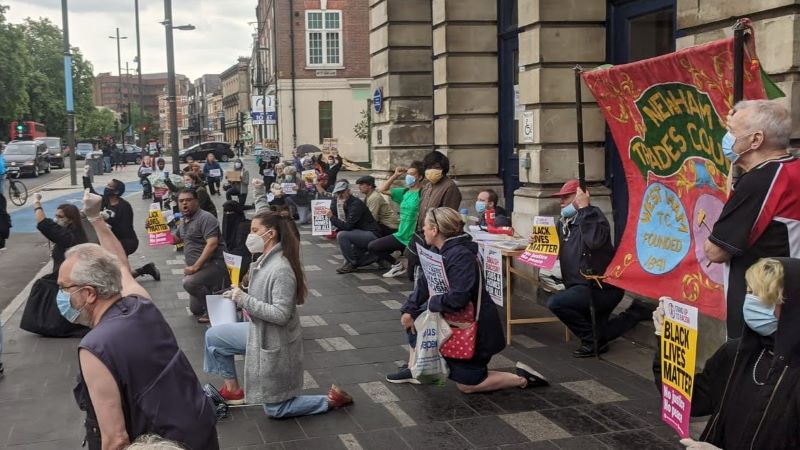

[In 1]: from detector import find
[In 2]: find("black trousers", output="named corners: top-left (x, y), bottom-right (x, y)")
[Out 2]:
top-left (546, 284), bottom-right (627, 345)
top-left (367, 234), bottom-right (405, 264)
top-left (207, 177), bottom-right (220, 195)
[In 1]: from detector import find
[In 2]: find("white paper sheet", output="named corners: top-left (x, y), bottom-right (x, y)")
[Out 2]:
top-left (206, 295), bottom-right (237, 327)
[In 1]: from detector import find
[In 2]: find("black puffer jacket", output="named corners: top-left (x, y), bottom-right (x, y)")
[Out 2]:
top-left (654, 258), bottom-right (800, 449)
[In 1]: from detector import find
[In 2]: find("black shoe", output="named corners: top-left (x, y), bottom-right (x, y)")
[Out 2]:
top-left (515, 361), bottom-right (548, 388)
top-left (573, 342), bottom-right (609, 358)
top-left (386, 367), bottom-right (420, 384)
top-left (0, 362), bottom-right (4, 378)
top-left (336, 262), bottom-right (357, 274)
top-left (134, 263), bottom-right (161, 281)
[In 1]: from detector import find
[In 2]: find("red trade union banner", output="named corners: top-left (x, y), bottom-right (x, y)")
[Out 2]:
top-left (582, 38), bottom-right (769, 319)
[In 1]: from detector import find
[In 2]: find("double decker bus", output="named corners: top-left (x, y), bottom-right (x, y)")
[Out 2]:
top-left (9, 121), bottom-right (47, 141)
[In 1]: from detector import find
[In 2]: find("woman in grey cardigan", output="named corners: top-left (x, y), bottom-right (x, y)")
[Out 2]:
top-left (203, 210), bottom-right (353, 416)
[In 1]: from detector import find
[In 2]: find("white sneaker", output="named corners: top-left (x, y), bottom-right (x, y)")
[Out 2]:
top-left (383, 263), bottom-right (407, 278)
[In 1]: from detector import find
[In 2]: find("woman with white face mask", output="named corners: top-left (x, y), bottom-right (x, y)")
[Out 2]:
top-left (653, 258), bottom-right (800, 450)
top-left (202, 210), bottom-right (353, 416)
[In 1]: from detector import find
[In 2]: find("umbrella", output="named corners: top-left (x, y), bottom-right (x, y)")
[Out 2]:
top-left (295, 144), bottom-right (320, 156)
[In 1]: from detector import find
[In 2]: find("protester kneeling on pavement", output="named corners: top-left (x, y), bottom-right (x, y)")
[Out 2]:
top-left (327, 180), bottom-right (383, 274)
top-left (223, 158), bottom-right (249, 204)
top-left (66, 189), bottom-right (219, 450)
top-left (546, 179), bottom-right (651, 358)
top-left (203, 210), bottom-right (353, 415)
top-left (356, 175), bottom-right (399, 237)
top-left (387, 207), bottom-right (547, 392)
top-left (369, 161), bottom-right (424, 279)
top-left (174, 188), bottom-right (229, 323)
top-left (653, 257), bottom-right (800, 450)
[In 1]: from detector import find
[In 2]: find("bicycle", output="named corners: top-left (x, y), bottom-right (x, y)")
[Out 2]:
top-left (7, 175), bottom-right (28, 206)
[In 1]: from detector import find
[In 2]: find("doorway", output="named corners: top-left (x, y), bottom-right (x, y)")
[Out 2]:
top-left (498, 0), bottom-right (519, 210)
top-left (607, 0), bottom-right (676, 244)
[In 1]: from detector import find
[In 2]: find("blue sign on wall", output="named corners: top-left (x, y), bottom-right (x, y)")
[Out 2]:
top-left (373, 88), bottom-right (383, 113)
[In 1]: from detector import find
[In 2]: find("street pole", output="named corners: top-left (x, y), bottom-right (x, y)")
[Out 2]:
top-left (126, 62), bottom-right (133, 144)
top-left (164, 0), bottom-right (181, 174)
top-left (135, 0), bottom-right (144, 148)
top-left (60, 0), bottom-right (77, 185)
top-left (115, 27), bottom-right (123, 146)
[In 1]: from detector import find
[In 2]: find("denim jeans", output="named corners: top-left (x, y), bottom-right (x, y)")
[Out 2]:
top-left (263, 396), bottom-right (329, 418)
top-left (337, 229), bottom-right (379, 267)
top-left (204, 322), bottom-right (248, 379)
top-left (296, 205), bottom-right (311, 225)
top-left (103, 156), bottom-right (111, 173)
top-left (546, 284), bottom-right (625, 345)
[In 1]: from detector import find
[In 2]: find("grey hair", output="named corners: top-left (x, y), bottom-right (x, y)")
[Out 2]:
top-left (64, 243), bottom-right (122, 298)
top-left (734, 99), bottom-right (792, 149)
top-left (125, 434), bottom-right (185, 449)
top-left (283, 166), bottom-right (296, 175)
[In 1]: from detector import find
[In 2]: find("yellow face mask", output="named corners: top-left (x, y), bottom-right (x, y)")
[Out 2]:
top-left (425, 168), bottom-right (443, 184)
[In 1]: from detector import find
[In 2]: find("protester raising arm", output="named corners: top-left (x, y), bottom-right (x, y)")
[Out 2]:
top-left (380, 167), bottom-right (405, 195)
top-left (82, 189), bottom-right (150, 300)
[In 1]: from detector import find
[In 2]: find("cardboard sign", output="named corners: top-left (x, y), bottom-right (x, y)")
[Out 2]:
top-left (660, 298), bottom-right (699, 438)
top-left (281, 183), bottom-right (297, 195)
top-left (223, 252), bottom-right (243, 286)
top-left (417, 244), bottom-right (449, 295)
top-left (302, 169), bottom-right (317, 186)
top-left (322, 138), bottom-right (339, 155)
top-left (146, 209), bottom-right (173, 247)
top-left (484, 246), bottom-right (504, 306)
top-left (226, 170), bottom-right (241, 182)
top-left (517, 216), bottom-right (559, 269)
top-left (311, 200), bottom-right (332, 236)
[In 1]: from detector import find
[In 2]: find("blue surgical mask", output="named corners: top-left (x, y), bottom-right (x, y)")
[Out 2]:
top-left (721, 132), bottom-right (738, 163)
top-left (57, 288), bottom-right (82, 323)
top-left (560, 203), bottom-right (578, 218)
top-left (404, 174), bottom-right (416, 187)
top-left (475, 201), bottom-right (487, 214)
top-left (743, 293), bottom-right (778, 336)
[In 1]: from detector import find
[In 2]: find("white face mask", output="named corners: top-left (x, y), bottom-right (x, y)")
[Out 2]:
top-left (245, 230), bottom-right (269, 254)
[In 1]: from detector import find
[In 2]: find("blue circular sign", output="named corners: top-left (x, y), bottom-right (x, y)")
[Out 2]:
top-left (373, 88), bottom-right (383, 113)
top-left (635, 182), bottom-right (691, 275)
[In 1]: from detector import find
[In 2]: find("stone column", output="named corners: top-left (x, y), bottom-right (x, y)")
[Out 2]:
top-left (432, 0), bottom-right (501, 205)
top-left (514, 0), bottom-right (607, 233)
top-left (369, 0), bottom-right (433, 170)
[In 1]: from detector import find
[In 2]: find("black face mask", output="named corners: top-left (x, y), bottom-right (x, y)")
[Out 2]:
top-left (103, 188), bottom-right (118, 197)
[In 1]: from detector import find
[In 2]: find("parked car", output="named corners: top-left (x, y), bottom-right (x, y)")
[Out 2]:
top-left (40, 137), bottom-right (65, 168)
top-left (76, 142), bottom-right (95, 159)
top-left (3, 140), bottom-right (51, 177)
top-left (179, 141), bottom-right (234, 162)
top-left (115, 144), bottom-right (144, 165)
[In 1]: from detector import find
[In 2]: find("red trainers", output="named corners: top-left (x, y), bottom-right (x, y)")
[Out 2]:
top-left (219, 385), bottom-right (245, 405)
top-left (327, 385), bottom-right (353, 409)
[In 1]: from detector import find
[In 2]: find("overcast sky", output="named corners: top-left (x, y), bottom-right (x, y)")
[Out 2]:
top-left (5, 0), bottom-right (257, 80)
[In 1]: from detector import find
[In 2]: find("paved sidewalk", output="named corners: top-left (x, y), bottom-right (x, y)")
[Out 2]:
top-left (0, 158), bottom-right (681, 449)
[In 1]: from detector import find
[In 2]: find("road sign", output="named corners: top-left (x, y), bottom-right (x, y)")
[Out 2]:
top-left (373, 88), bottom-right (383, 113)
top-left (521, 111), bottom-right (534, 143)
top-left (251, 111), bottom-right (277, 125)
top-left (251, 95), bottom-right (276, 112)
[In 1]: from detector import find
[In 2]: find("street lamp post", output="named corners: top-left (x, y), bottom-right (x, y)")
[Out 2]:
top-left (60, 0), bottom-right (77, 185)
top-left (109, 28), bottom-right (128, 146)
top-left (135, 0), bottom-right (144, 148)
top-left (162, 0), bottom-right (194, 174)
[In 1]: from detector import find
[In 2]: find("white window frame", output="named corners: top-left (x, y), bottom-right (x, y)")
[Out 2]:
top-left (305, 10), bottom-right (343, 68)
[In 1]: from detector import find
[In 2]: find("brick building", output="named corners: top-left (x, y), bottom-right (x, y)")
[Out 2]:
top-left (187, 74), bottom-right (222, 145)
top-left (93, 72), bottom-right (189, 119)
top-left (255, 0), bottom-right (371, 161)
top-left (207, 90), bottom-right (225, 142)
top-left (157, 77), bottom-right (191, 150)
top-left (221, 58), bottom-right (251, 144)
top-left (369, 0), bottom-right (800, 362)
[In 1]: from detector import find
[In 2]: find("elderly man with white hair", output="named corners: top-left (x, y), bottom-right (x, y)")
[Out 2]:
top-left (60, 190), bottom-right (219, 450)
top-left (705, 99), bottom-right (800, 337)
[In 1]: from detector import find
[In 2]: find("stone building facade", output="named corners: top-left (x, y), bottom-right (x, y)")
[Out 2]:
top-left (369, 0), bottom-right (800, 359)
top-left (220, 58), bottom-right (252, 144)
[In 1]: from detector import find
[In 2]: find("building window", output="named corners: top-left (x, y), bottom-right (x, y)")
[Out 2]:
top-left (319, 101), bottom-right (332, 144)
top-left (306, 10), bottom-right (342, 67)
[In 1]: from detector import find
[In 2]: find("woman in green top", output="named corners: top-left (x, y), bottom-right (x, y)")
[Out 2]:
top-left (369, 161), bottom-right (424, 278)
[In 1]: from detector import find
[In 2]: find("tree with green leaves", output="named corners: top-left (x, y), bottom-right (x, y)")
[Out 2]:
top-left (77, 107), bottom-right (116, 140)
top-left (0, 5), bottom-right (32, 141)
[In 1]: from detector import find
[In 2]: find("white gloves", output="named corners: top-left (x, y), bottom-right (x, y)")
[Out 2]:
top-left (33, 192), bottom-right (42, 203)
top-left (222, 286), bottom-right (245, 306)
top-left (83, 188), bottom-right (104, 220)
top-left (653, 297), bottom-right (667, 336)
top-left (680, 438), bottom-right (721, 449)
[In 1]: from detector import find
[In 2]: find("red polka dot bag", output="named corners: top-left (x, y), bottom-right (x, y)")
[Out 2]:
top-left (440, 261), bottom-right (483, 360)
